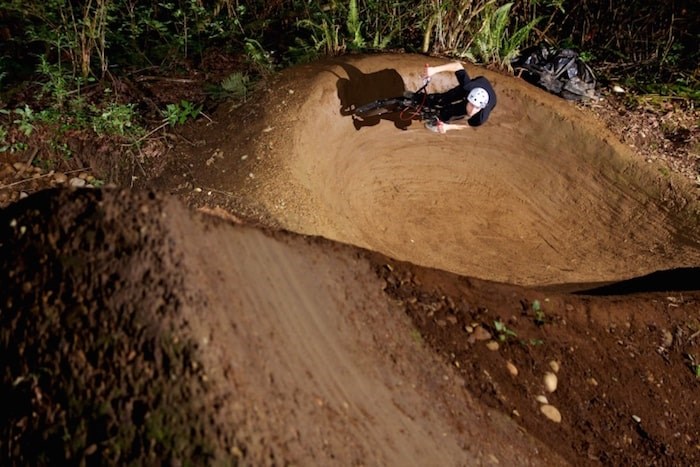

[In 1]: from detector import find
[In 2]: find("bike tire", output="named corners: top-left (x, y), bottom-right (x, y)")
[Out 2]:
top-left (354, 98), bottom-right (410, 119)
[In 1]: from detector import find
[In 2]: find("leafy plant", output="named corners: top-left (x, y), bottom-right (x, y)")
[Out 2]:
top-left (13, 105), bottom-right (36, 137)
top-left (162, 100), bottom-right (202, 127)
top-left (296, 16), bottom-right (345, 57)
top-left (244, 38), bottom-right (276, 74)
top-left (422, 0), bottom-right (485, 54)
top-left (0, 124), bottom-right (9, 152)
top-left (465, 2), bottom-right (541, 69)
top-left (688, 354), bottom-right (700, 379)
top-left (36, 55), bottom-right (74, 109)
top-left (346, 0), bottom-right (365, 50)
top-left (494, 320), bottom-right (517, 342)
top-left (532, 299), bottom-right (547, 326)
top-left (91, 102), bottom-right (140, 136)
top-left (220, 72), bottom-right (250, 100)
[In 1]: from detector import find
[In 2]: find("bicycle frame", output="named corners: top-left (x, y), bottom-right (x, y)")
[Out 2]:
top-left (353, 75), bottom-right (438, 123)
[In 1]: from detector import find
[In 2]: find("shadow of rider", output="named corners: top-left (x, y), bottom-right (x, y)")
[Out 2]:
top-left (334, 62), bottom-right (411, 131)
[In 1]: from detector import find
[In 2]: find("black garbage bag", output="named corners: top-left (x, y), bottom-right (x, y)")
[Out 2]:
top-left (512, 44), bottom-right (600, 101)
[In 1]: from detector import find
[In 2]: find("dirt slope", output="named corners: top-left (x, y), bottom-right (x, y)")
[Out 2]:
top-left (0, 189), bottom-right (565, 466)
top-left (164, 53), bottom-right (700, 287)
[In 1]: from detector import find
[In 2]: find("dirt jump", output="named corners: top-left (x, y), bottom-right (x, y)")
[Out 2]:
top-left (2, 53), bottom-right (700, 465)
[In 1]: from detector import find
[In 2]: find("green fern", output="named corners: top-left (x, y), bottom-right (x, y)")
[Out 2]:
top-left (346, 0), bottom-right (365, 50)
top-left (466, 2), bottom-right (540, 69)
top-left (221, 72), bottom-right (249, 100)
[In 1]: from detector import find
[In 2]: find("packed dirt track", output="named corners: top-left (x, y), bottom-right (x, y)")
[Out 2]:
top-left (171, 53), bottom-right (700, 287)
top-left (3, 53), bottom-right (700, 465)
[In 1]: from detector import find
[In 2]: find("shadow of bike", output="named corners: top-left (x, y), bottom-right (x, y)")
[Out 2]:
top-left (333, 62), bottom-right (412, 131)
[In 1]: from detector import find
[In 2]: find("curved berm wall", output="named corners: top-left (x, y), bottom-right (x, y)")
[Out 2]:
top-left (210, 53), bottom-right (700, 287)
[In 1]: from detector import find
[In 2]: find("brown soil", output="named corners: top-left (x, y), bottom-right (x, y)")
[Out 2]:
top-left (2, 53), bottom-right (700, 465)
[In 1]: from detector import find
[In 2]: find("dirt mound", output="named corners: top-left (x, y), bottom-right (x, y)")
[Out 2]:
top-left (166, 53), bottom-right (700, 287)
top-left (0, 188), bottom-right (566, 465)
top-left (0, 189), bottom-right (235, 463)
top-left (3, 188), bottom-right (699, 465)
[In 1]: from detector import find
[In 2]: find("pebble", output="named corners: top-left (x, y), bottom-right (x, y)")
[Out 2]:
top-left (54, 172), bottom-right (68, 183)
top-left (473, 326), bottom-right (491, 341)
top-left (544, 372), bottom-right (558, 392)
top-left (549, 360), bottom-right (560, 373)
top-left (69, 177), bottom-right (86, 188)
top-left (506, 361), bottom-right (518, 376)
top-left (540, 404), bottom-right (562, 423)
top-left (536, 395), bottom-right (549, 404)
top-left (661, 329), bottom-right (673, 348)
top-left (486, 341), bottom-right (500, 351)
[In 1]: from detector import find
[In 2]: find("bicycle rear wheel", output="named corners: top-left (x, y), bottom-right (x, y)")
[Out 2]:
top-left (354, 97), bottom-right (411, 119)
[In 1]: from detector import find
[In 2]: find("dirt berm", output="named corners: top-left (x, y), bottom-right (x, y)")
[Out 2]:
top-left (167, 53), bottom-right (700, 288)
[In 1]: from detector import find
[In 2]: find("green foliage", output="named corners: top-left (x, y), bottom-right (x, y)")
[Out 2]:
top-left (494, 320), bottom-right (517, 342)
top-left (220, 72), bottom-right (251, 100)
top-left (36, 56), bottom-right (74, 109)
top-left (346, 0), bottom-right (365, 50)
top-left (292, 0), bottom-right (408, 60)
top-left (421, 0), bottom-right (483, 54)
top-left (91, 102), bottom-right (140, 136)
top-left (465, 2), bottom-right (541, 69)
top-left (296, 15), bottom-right (345, 57)
top-left (532, 299), bottom-right (547, 325)
top-left (13, 105), bottom-right (36, 137)
top-left (0, 123), bottom-right (9, 152)
top-left (689, 354), bottom-right (700, 379)
top-left (162, 100), bottom-right (202, 127)
top-left (244, 39), bottom-right (276, 74)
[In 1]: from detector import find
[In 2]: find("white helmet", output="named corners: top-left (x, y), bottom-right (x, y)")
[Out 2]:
top-left (467, 87), bottom-right (489, 109)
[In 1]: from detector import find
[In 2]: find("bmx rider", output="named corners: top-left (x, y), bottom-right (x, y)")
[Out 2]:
top-left (423, 62), bottom-right (496, 133)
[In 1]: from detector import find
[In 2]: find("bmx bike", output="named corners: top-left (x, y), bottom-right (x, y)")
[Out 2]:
top-left (352, 65), bottom-right (445, 132)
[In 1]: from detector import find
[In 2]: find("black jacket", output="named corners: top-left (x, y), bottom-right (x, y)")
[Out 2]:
top-left (431, 69), bottom-right (496, 126)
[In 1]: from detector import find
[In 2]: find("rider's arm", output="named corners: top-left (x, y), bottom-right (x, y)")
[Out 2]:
top-left (441, 122), bottom-right (468, 132)
top-left (426, 62), bottom-right (464, 78)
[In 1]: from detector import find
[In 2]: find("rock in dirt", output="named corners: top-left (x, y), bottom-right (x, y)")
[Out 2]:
top-left (506, 361), bottom-right (518, 376)
top-left (544, 372), bottom-right (558, 393)
top-left (540, 404), bottom-right (562, 423)
top-left (69, 177), bottom-right (86, 188)
top-left (549, 360), bottom-right (560, 373)
top-left (486, 341), bottom-right (500, 351)
top-left (473, 325), bottom-right (491, 341)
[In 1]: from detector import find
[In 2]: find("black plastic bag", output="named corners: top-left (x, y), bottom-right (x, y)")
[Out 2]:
top-left (512, 44), bottom-right (599, 101)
